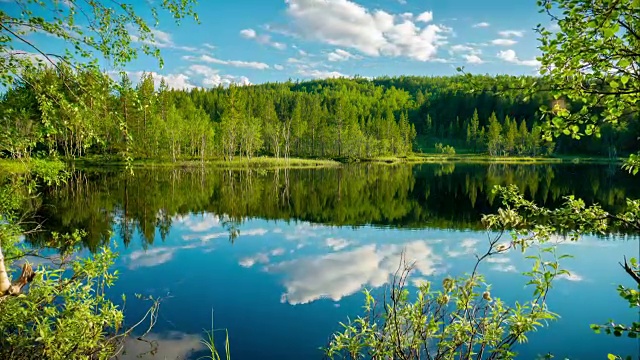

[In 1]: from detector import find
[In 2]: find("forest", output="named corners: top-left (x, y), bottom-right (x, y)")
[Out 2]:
top-left (2, 66), bottom-right (638, 162)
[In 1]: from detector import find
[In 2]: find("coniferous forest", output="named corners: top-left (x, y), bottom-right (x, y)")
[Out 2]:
top-left (2, 66), bottom-right (638, 162)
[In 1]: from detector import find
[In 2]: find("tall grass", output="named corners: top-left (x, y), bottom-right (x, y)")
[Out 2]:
top-left (198, 310), bottom-right (230, 360)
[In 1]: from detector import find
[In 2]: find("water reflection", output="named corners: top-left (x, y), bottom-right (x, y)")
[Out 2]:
top-left (117, 332), bottom-right (204, 360)
top-left (22, 163), bottom-right (640, 251)
top-left (8, 163), bottom-right (639, 359)
top-left (106, 216), bottom-right (637, 359)
top-left (266, 240), bottom-right (442, 305)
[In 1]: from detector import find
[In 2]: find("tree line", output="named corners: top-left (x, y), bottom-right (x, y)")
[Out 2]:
top-left (1, 67), bottom-right (638, 161)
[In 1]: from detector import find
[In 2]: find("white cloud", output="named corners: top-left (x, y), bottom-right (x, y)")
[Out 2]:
top-left (400, 12), bottom-right (413, 21)
top-left (127, 246), bottom-right (182, 269)
top-left (491, 264), bottom-right (518, 273)
top-left (327, 48), bottom-right (360, 62)
top-left (491, 38), bottom-right (518, 46)
top-left (183, 55), bottom-right (270, 70)
top-left (274, 64), bottom-right (284, 70)
top-left (297, 68), bottom-right (347, 79)
top-left (486, 257), bottom-right (511, 264)
top-left (472, 22), bottom-right (490, 28)
top-left (497, 49), bottom-right (541, 67)
top-left (464, 54), bottom-right (484, 64)
top-left (239, 253), bottom-right (270, 268)
top-left (240, 28), bottom-right (287, 50)
top-left (267, 240), bottom-right (442, 304)
top-left (498, 30), bottom-right (524, 38)
top-left (174, 213), bottom-right (221, 232)
top-left (325, 237), bottom-right (352, 251)
top-left (130, 28), bottom-right (196, 52)
top-left (559, 271), bottom-right (584, 282)
top-left (449, 44), bottom-right (474, 53)
top-left (185, 64), bottom-right (251, 87)
top-left (202, 43), bottom-right (216, 50)
top-left (284, 222), bottom-right (325, 240)
top-left (242, 228), bottom-right (269, 236)
top-left (416, 11), bottom-right (433, 23)
top-left (446, 238), bottom-right (479, 257)
top-left (110, 70), bottom-right (196, 90)
top-left (284, 0), bottom-right (447, 61)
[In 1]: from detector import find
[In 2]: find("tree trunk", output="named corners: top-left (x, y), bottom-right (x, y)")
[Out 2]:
top-left (0, 245), bottom-right (36, 297)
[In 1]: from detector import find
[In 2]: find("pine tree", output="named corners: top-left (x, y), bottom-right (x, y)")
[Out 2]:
top-left (486, 112), bottom-right (502, 156)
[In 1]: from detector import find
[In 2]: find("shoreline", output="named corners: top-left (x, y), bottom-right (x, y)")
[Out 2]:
top-left (0, 154), bottom-right (623, 172)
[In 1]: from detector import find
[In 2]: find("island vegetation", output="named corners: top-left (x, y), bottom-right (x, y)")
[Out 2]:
top-left (0, 0), bottom-right (639, 359)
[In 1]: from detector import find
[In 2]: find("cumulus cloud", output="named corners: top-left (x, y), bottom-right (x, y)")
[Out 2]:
top-left (498, 30), bottom-right (524, 38)
top-left (182, 54), bottom-right (270, 70)
top-left (327, 49), bottom-right (360, 62)
top-left (185, 64), bottom-right (251, 87)
top-left (559, 271), bottom-right (584, 282)
top-left (448, 44), bottom-right (482, 63)
top-left (297, 68), bottom-right (347, 79)
top-left (416, 11), bottom-right (433, 23)
top-left (497, 49), bottom-right (541, 67)
top-left (130, 28), bottom-right (196, 52)
top-left (464, 54), bottom-right (484, 64)
top-left (240, 28), bottom-right (287, 50)
top-left (202, 43), bottom-right (216, 50)
top-left (284, 0), bottom-right (447, 61)
top-left (491, 38), bottom-right (518, 46)
top-left (109, 70), bottom-right (196, 90)
top-left (267, 240), bottom-right (442, 304)
top-left (274, 64), bottom-right (284, 70)
top-left (472, 22), bottom-right (490, 28)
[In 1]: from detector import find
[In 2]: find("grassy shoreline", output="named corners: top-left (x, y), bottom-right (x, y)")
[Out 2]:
top-left (68, 156), bottom-right (342, 170)
top-left (359, 154), bottom-right (623, 165)
top-left (1, 154), bottom-right (623, 172)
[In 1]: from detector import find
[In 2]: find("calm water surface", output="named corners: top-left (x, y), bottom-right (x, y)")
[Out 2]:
top-left (27, 163), bottom-right (640, 359)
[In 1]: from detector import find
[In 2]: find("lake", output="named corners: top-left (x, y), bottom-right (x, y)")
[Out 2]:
top-left (24, 162), bottom-right (640, 359)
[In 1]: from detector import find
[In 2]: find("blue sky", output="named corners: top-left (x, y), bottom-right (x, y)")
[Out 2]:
top-left (6, 0), bottom-right (555, 88)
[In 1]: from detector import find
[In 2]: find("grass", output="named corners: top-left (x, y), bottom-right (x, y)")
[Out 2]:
top-left (359, 153), bottom-right (623, 165)
top-left (3, 153), bottom-right (623, 173)
top-left (199, 310), bottom-right (230, 360)
top-left (70, 155), bottom-right (341, 170)
top-left (0, 158), bottom-right (32, 173)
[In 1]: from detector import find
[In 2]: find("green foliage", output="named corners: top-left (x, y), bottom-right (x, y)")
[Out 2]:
top-left (199, 310), bottom-right (231, 360)
top-left (5, 71), bottom-right (637, 162)
top-left (0, 0), bottom-right (199, 87)
top-left (435, 142), bottom-right (456, 155)
top-left (535, 0), bottom-right (640, 164)
top-left (533, 1), bottom-right (640, 357)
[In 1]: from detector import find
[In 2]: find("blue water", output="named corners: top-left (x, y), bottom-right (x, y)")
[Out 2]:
top-left (111, 214), bottom-right (640, 359)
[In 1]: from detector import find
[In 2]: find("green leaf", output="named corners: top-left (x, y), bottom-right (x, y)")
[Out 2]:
top-left (621, 76), bottom-right (629, 85)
